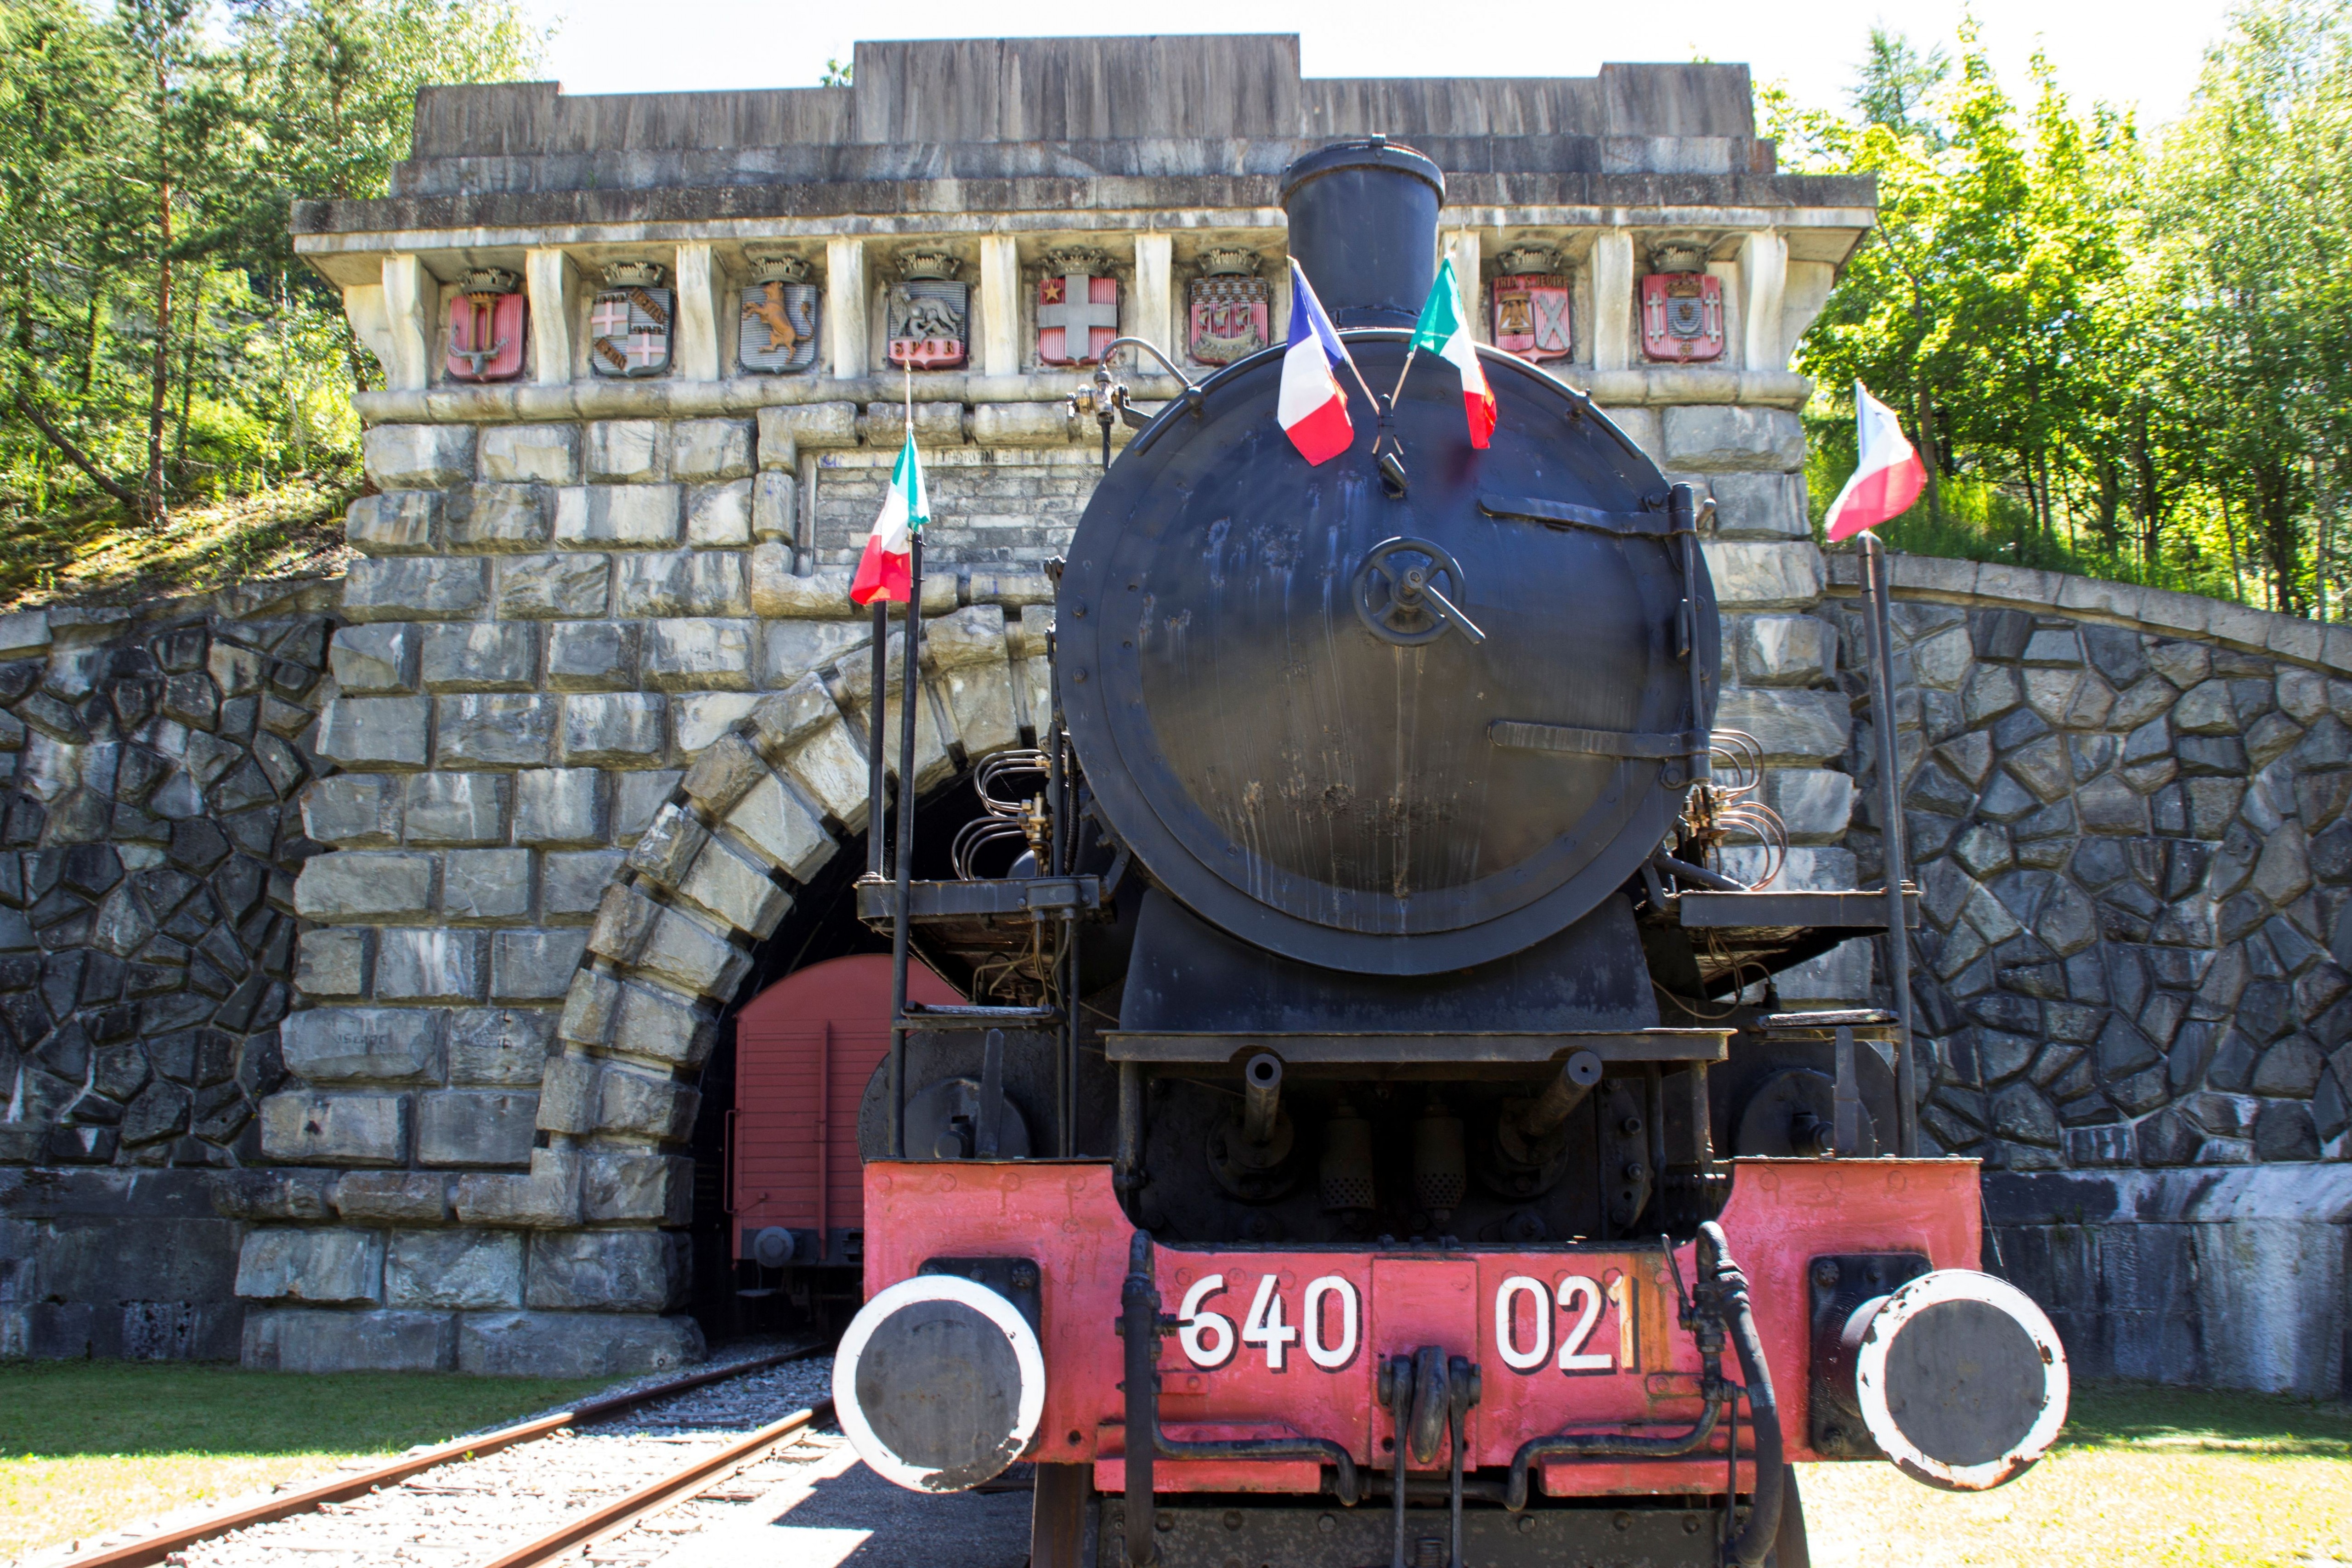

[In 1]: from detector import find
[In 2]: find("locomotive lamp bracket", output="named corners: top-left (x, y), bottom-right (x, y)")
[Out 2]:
top-left (1805, 1252), bottom-right (1931, 1458)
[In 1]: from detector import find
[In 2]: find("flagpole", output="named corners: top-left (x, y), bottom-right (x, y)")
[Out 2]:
top-left (884, 359), bottom-right (919, 1160)
top-left (1861, 530), bottom-right (1919, 1159)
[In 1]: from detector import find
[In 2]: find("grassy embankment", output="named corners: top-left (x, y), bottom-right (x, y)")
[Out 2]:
top-left (0, 1362), bottom-right (599, 1562)
top-left (0, 482), bottom-right (352, 613)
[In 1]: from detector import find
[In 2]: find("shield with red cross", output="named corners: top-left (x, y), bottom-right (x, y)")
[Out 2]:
top-left (1036, 248), bottom-right (1119, 367)
top-left (589, 261), bottom-right (673, 379)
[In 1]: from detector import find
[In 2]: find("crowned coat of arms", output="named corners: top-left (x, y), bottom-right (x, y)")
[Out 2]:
top-left (446, 267), bottom-right (526, 383)
top-left (1641, 243), bottom-right (1725, 363)
top-left (1186, 248), bottom-right (1269, 365)
top-left (738, 252), bottom-right (820, 374)
top-left (1488, 245), bottom-right (1572, 363)
top-left (887, 251), bottom-right (968, 370)
top-left (1035, 247), bottom-right (1119, 368)
top-left (590, 261), bottom-right (673, 379)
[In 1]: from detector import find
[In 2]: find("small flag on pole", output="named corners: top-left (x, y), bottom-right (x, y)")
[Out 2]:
top-left (851, 436), bottom-right (928, 605)
top-left (1278, 259), bottom-right (1357, 465)
top-left (1825, 381), bottom-right (1928, 540)
top-left (1409, 254), bottom-right (1495, 449)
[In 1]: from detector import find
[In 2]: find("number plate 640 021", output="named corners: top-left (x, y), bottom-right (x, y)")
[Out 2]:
top-left (1168, 1264), bottom-right (1642, 1377)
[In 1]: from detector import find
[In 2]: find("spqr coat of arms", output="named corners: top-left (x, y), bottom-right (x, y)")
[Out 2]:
top-left (1488, 244), bottom-right (1572, 363)
top-left (1035, 247), bottom-right (1119, 367)
top-left (446, 266), bottom-right (526, 383)
top-left (1186, 247), bottom-right (1268, 365)
top-left (1641, 243), bottom-right (1725, 363)
top-left (590, 260), bottom-right (673, 379)
top-left (739, 252), bottom-right (820, 374)
top-left (887, 250), bottom-right (969, 371)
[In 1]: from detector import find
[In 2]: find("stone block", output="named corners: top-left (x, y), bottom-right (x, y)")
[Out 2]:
top-left (443, 848), bottom-right (531, 921)
top-left (295, 926), bottom-right (368, 997)
top-left (294, 851), bottom-right (434, 919)
top-left (236, 1226), bottom-right (383, 1304)
top-left (492, 928), bottom-right (588, 1002)
top-left (243, 1308), bottom-right (454, 1373)
top-left (616, 770), bottom-right (684, 840)
top-left (971, 402), bottom-right (1075, 444)
top-left (679, 731), bottom-right (769, 816)
top-left (515, 769), bottom-right (608, 845)
top-left (0, 609), bottom-right (52, 660)
top-left (1598, 407), bottom-right (1661, 464)
top-left (403, 771), bottom-right (509, 847)
top-left (751, 549), bottom-right (856, 618)
top-left (1662, 406), bottom-right (1804, 471)
top-left (436, 694), bottom-right (559, 768)
top-left (452, 1148), bottom-right (581, 1228)
top-left (258, 1091), bottom-right (411, 1165)
top-left (757, 401), bottom-right (858, 465)
top-left (642, 619), bottom-right (757, 691)
top-left (375, 928), bottom-right (484, 1002)
top-left (525, 1228), bottom-right (687, 1312)
top-left (1736, 614), bottom-right (1833, 684)
top-left (342, 557), bottom-right (489, 622)
top-left (613, 552), bottom-right (749, 617)
top-left (724, 770), bottom-right (834, 882)
top-left (564, 693), bottom-right (666, 765)
top-left (385, 1228), bottom-right (525, 1309)
top-left (536, 1053), bottom-right (599, 1132)
top-left (671, 419), bottom-right (755, 481)
top-left (448, 1007), bottom-right (556, 1086)
top-left (281, 1006), bottom-right (442, 1082)
top-left (1706, 470), bottom-right (1809, 540)
top-left (675, 694), bottom-right (762, 754)
top-left (597, 1065), bottom-right (700, 1140)
top-left (317, 696), bottom-right (431, 769)
top-left (211, 1168), bottom-right (339, 1221)
top-left (346, 491), bottom-right (437, 554)
top-left (363, 424), bottom-right (475, 489)
top-left (478, 423), bottom-right (579, 485)
top-left (1760, 768), bottom-right (1855, 843)
top-left (302, 775), bottom-right (403, 846)
top-left (1704, 542), bottom-right (1823, 611)
top-left (751, 471), bottom-right (795, 541)
top-left (1774, 937), bottom-right (1873, 1001)
top-left (496, 552), bottom-right (611, 620)
top-left (334, 1171), bottom-right (451, 1223)
top-left (674, 837), bottom-right (791, 938)
top-left (864, 401), bottom-right (965, 449)
top-left (764, 619), bottom-right (873, 686)
top-left (685, 479), bottom-right (754, 546)
top-left (448, 483), bottom-right (552, 552)
top-left (546, 619), bottom-right (639, 691)
top-left (330, 624), bottom-right (418, 694)
top-left (554, 484), bottom-right (681, 547)
top-left (456, 1309), bottom-right (701, 1377)
top-left (1714, 687), bottom-right (1851, 763)
top-left (417, 1089), bottom-right (537, 1169)
top-left (585, 419), bottom-right (668, 482)
top-left (545, 850), bottom-right (626, 917)
top-left (581, 1152), bottom-right (694, 1225)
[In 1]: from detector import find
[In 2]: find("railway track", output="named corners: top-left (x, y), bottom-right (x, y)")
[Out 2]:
top-left (37, 1343), bottom-right (847, 1568)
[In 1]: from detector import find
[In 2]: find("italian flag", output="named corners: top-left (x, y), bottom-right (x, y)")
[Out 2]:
top-left (1824, 381), bottom-right (1928, 540)
top-left (850, 436), bottom-right (928, 606)
top-left (1410, 255), bottom-right (1495, 449)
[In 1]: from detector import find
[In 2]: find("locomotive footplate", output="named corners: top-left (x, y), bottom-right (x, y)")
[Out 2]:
top-left (1093, 1500), bottom-right (1724, 1568)
top-left (1645, 886), bottom-right (1922, 999)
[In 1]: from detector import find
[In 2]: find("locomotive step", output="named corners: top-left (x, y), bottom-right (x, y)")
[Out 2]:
top-left (1669, 887), bottom-right (1921, 930)
top-left (854, 875), bottom-right (1107, 923)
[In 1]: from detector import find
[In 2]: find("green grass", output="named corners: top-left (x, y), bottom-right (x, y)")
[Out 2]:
top-left (0, 1363), bottom-right (602, 1561)
top-left (0, 477), bottom-right (353, 613)
top-left (1805, 1380), bottom-right (2352, 1568)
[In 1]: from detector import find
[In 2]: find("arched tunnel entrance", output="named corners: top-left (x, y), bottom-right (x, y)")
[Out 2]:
top-left (682, 776), bottom-right (1031, 1342)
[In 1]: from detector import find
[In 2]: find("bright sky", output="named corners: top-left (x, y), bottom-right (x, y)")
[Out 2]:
top-left (523, 0), bottom-right (2241, 125)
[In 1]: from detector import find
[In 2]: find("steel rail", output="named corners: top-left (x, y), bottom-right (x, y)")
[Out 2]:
top-left (471, 1399), bottom-right (836, 1568)
top-left (55, 1342), bottom-right (828, 1568)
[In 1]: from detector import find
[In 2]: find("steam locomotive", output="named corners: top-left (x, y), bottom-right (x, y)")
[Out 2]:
top-left (803, 139), bottom-right (2067, 1568)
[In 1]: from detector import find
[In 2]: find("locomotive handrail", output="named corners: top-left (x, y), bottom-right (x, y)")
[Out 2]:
top-left (1478, 492), bottom-right (1683, 537)
top-left (1487, 720), bottom-right (1705, 759)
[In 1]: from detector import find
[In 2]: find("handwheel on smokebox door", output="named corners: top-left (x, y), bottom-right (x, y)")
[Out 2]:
top-left (1352, 536), bottom-right (1487, 646)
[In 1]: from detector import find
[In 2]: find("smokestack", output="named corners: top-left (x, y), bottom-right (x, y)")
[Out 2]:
top-left (1279, 137), bottom-right (1446, 329)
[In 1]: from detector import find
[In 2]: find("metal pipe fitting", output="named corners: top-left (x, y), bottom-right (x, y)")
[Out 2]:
top-left (1242, 1053), bottom-right (1283, 1146)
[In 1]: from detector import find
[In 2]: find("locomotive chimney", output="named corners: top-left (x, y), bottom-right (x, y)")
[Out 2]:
top-left (1280, 136), bottom-right (1446, 329)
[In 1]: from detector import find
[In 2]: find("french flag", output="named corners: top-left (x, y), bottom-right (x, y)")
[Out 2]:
top-left (1279, 259), bottom-right (1355, 465)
